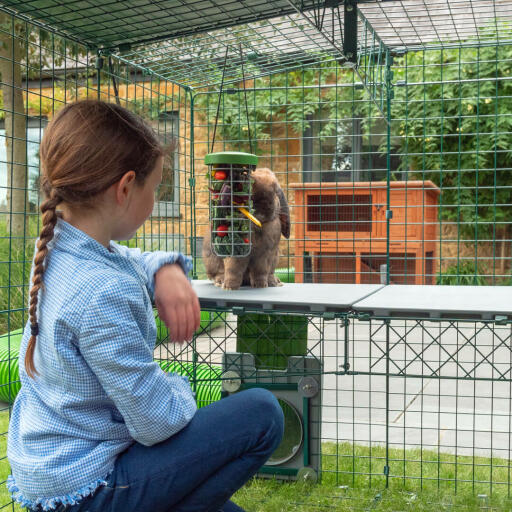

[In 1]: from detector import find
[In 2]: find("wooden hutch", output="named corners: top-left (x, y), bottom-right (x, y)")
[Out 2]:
top-left (290, 181), bottom-right (440, 285)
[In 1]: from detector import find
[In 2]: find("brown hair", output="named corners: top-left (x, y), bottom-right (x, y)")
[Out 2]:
top-left (26, 99), bottom-right (163, 378)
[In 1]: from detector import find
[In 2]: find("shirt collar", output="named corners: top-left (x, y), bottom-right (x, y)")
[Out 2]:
top-left (50, 218), bottom-right (147, 286)
top-left (51, 218), bottom-right (116, 259)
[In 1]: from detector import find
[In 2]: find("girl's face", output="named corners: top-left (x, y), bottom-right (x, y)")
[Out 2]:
top-left (114, 156), bottom-right (163, 240)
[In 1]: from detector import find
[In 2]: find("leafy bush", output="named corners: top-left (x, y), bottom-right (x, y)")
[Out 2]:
top-left (390, 39), bottom-right (512, 244)
top-left (436, 260), bottom-right (489, 285)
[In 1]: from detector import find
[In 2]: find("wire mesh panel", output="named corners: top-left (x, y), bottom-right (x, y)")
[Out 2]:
top-left (0, 11), bottom-right (195, 331)
top-left (154, 306), bottom-right (342, 483)
top-left (192, 56), bottom-right (398, 285)
top-left (0, 10), bottom-right (195, 510)
top-left (344, 316), bottom-right (512, 498)
top-left (96, 54), bottom-right (195, 258)
top-left (391, 44), bottom-right (512, 285)
top-left (192, 38), bottom-right (512, 286)
top-left (2, 0), bottom-right (512, 510)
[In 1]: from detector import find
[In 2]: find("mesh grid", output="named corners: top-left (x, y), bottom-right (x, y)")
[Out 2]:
top-left (0, 0), bottom-right (321, 48)
top-left (2, 1), bottom-right (512, 89)
top-left (2, 2), bottom-right (512, 510)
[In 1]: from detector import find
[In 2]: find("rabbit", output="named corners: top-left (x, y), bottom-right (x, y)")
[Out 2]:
top-left (202, 167), bottom-right (290, 290)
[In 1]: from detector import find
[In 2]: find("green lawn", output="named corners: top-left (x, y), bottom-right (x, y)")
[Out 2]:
top-left (233, 441), bottom-right (512, 511)
top-left (1, 407), bottom-right (511, 511)
top-left (0, 410), bottom-right (22, 511)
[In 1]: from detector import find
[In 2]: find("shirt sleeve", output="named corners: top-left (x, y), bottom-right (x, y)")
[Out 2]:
top-left (79, 278), bottom-right (197, 446)
top-left (111, 242), bottom-right (193, 299)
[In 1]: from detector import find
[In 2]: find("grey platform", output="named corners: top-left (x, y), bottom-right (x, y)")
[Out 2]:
top-left (192, 280), bottom-right (383, 314)
top-left (352, 284), bottom-right (512, 320)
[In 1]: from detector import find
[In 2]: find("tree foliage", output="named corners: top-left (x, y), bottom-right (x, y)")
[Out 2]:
top-left (194, 58), bottom-right (368, 155)
top-left (390, 42), bottom-right (512, 240)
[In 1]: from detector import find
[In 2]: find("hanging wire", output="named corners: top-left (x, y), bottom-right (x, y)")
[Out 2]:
top-left (210, 46), bottom-right (230, 153)
top-left (239, 42), bottom-right (253, 154)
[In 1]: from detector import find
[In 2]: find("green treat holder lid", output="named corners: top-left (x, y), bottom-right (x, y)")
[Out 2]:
top-left (205, 151), bottom-right (258, 166)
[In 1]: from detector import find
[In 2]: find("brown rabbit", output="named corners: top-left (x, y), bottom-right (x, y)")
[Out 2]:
top-left (202, 167), bottom-right (290, 290)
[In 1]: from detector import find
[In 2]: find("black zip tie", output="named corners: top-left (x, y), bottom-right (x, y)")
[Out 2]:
top-left (108, 56), bottom-right (121, 106)
top-left (30, 323), bottom-right (39, 336)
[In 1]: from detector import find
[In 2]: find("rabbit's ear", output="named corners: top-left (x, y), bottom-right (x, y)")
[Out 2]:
top-left (276, 186), bottom-right (290, 239)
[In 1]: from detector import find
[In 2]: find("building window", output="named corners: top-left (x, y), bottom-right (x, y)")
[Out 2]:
top-left (302, 115), bottom-right (400, 183)
top-left (152, 110), bottom-right (180, 218)
top-left (0, 116), bottom-right (47, 213)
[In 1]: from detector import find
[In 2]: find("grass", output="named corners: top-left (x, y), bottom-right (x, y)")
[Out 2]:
top-left (0, 410), bottom-right (22, 511)
top-left (0, 215), bottom-right (40, 335)
top-left (233, 442), bottom-right (512, 511)
top-left (233, 480), bottom-right (510, 511)
top-left (1, 406), bottom-right (511, 511)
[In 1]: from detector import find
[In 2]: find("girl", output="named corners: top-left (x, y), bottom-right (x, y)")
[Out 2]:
top-left (7, 100), bottom-right (284, 512)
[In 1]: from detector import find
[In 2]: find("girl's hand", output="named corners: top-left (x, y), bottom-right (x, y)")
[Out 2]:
top-left (154, 264), bottom-right (200, 344)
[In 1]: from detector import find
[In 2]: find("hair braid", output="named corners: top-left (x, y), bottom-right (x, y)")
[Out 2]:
top-left (25, 189), bottom-right (61, 378)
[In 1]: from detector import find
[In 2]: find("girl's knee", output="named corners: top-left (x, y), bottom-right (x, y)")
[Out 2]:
top-left (243, 388), bottom-right (280, 415)
top-left (241, 388), bottom-right (284, 440)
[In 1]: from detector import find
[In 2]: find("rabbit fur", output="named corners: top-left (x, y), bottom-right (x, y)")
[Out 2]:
top-left (202, 167), bottom-right (290, 290)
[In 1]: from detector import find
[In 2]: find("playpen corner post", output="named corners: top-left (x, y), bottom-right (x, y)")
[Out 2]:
top-left (188, 88), bottom-right (198, 279)
top-left (385, 49), bottom-right (394, 287)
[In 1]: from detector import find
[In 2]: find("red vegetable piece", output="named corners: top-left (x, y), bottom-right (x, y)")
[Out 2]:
top-left (214, 171), bottom-right (227, 180)
top-left (216, 225), bottom-right (229, 237)
top-left (244, 238), bottom-right (249, 243)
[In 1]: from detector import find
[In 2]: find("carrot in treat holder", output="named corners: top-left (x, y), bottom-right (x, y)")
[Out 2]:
top-left (205, 151), bottom-right (258, 257)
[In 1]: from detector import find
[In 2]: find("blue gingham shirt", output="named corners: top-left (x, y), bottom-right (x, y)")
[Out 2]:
top-left (7, 218), bottom-right (197, 511)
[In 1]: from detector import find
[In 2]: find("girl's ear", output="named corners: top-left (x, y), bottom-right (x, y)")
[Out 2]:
top-left (114, 170), bottom-right (137, 205)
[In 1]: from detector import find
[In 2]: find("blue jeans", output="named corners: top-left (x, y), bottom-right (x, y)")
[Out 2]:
top-left (53, 388), bottom-right (284, 512)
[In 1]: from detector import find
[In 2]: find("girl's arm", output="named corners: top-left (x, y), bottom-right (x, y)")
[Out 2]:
top-left (79, 277), bottom-right (197, 446)
top-left (154, 264), bottom-right (201, 343)
top-left (111, 242), bottom-right (200, 343)
top-left (111, 242), bottom-right (193, 299)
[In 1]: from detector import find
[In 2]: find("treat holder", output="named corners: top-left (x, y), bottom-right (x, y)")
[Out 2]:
top-left (205, 151), bottom-right (259, 257)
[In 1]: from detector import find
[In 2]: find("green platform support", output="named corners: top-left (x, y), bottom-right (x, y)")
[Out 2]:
top-left (236, 314), bottom-right (308, 370)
